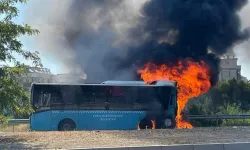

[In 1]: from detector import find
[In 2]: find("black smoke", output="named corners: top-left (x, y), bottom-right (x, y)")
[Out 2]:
top-left (24, 0), bottom-right (250, 84)
top-left (110, 0), bottom-right (250, 85)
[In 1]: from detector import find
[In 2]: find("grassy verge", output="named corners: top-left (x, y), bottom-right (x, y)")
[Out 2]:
top-left (0, 124), bottom-right (29, 132)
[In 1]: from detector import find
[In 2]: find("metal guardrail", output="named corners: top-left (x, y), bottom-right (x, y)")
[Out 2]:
top-left (7, 119), bottom-right (29, 132)
top-left (8, 119), bottom-right (29, 125)
top-left (187, 114), bottom-right (250, 120)
top-left (7, 114), bottom-right (250, 125)
top-left (5, 114), bottom-right (250, 132)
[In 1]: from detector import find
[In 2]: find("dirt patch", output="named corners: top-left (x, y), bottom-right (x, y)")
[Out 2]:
top-left (1, 127), bottom-right (250, 149)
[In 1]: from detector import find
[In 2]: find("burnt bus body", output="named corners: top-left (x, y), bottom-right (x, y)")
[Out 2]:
top-left (30, 80), bottom-right (177, 131)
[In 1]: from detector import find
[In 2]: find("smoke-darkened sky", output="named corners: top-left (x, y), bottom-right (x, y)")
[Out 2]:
top-left (236, 2), bottom-right (250, 78)
top-left (22, 0), bottom-right (250, 82)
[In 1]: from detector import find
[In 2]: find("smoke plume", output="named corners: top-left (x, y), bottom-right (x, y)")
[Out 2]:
top-left (24, 0), bottom-right (249, 84)
top-left (24, 0), bottom-right (147, 82)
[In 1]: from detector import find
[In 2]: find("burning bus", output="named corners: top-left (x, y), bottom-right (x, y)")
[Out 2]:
top-left (29, 80), bottom-right (177, 131)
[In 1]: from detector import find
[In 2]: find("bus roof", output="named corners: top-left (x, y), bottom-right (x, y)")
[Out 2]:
top-left (31, 80), bottom-right (177, 87)
top-left (101, 80), bottom-right (177, 86)
top-left (101, 81), bottom-right (146, 85)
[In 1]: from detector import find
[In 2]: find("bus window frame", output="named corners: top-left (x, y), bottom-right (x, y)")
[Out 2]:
top-left (31, 84), bottom-right (176, 112)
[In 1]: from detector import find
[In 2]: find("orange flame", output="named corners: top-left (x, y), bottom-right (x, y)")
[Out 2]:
top-left (137, 120), bottom-right (156, 130)
top-left (151, 120), bottom-right (156, 129)
top-left (138, 58), bottom-right (211, 128)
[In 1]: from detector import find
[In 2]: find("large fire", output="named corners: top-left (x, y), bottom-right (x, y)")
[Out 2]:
top-left (138, 58), bottom-right (211, 128)
top-left (138, 120), bottom-right (156, 130)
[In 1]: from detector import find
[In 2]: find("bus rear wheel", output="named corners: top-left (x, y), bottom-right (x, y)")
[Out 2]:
top-left (138, 118), bottom-right (155, 129)
top-left (58, 118), bottom-right (76, 131)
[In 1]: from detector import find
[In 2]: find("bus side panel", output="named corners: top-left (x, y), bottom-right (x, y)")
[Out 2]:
top-left (51, 110), bottom-right (78, 130)
top-left (106, 111), bottom-right (146, 130)
top-left (78, 110), bottom-right (107, 130)
top-left (30, 111), bottom-right (52, 131)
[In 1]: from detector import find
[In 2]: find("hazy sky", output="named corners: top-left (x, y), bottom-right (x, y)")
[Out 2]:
top-left (15, 1), bottom-right (250, 79)
top-left (236, 3), bottom-right (250, 80)
top-left (14, 3), bottom-right (61, 74)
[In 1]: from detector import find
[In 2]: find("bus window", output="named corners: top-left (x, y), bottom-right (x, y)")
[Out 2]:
top-left (158, 87), bottom-right (172, 109)
top-left (92, 86), bottom-right (108, 105)
top-left (136, 87), bottom-right (155, 104)
top-left (78, 85), bottom-right (97, 104)
top-left (125, 87), bottom-right (137, 105)
top-left (78, 85), bottom-right (108, 109)
top-left (36, 91), bottom-right (51, 108)
top-left (109, 86), bottom-right (125, 102)
top-left (110, 86), bottom-right (124, 97)
top-left (50, 86), bottom-right (64, 106)
top-left (170, 88), bottom-right (177, 106)
top-left (108, 86), bottom-right (133, 110)
top-left (61, 85), bottom-right (78, 105)
top-left (33, 85), bottom-right (63, 109)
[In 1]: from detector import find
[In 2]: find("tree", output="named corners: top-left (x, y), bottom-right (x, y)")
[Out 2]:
top-left (187, 78), bottom-right (250, 127)
top-left (211, 79), bottom-right (250, 111)
top-left (0, 0), bottom-right (42, 121)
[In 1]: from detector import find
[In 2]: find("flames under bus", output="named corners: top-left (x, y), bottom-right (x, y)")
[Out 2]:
top-left (29, 80), bottom-right (178, 131)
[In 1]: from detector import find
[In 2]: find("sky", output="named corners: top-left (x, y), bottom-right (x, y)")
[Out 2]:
top-left (13, 1), bottom-right (250, 79)
top-left (236, 3), bottom-right (250, 80)
top-left (13, 3), bottom-right (61, 74)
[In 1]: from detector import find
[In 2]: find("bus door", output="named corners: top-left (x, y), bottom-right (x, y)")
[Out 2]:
top-left (163, 87), bottom-right (177, 116)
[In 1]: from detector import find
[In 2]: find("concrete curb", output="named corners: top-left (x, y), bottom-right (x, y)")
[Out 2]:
top-left (72, 142), bottom-right (250, 150)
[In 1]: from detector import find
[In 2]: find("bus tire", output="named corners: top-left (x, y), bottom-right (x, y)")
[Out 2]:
top-left (162, 117), bottom-right (176, 129)
top-left (138, 118), bottom-right (154, 129)
top-left (58, 118), bottom-right (76, 131)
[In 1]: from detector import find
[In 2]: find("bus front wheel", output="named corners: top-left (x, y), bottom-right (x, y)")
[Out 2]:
top-left (58, 118), bottom-right (76, 131)
top-left (162, 117), bottom-right (176, 129)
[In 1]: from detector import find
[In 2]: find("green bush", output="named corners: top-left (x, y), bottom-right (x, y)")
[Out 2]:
top-left (218, 104), bottom-right (250, 126)
top-left (188, 102), bottom-right (250, 127)
top-left (0, 114), bottom-right (8, 127)
top-left (186, 79), bottom-right (250, 127)
top-left (188, 104), bottom-right (222, 127)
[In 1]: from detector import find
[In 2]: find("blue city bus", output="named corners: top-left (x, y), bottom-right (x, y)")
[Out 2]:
top-left (29, 80), bottom-right (178, 131)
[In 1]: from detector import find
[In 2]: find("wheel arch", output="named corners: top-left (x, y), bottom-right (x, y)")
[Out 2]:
top-left (58, 118), bottom-right (77, 131)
